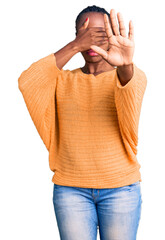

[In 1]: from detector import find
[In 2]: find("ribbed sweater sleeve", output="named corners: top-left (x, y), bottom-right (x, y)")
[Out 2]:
top-left (114, 63), bottom-right (147, 162)
top-left (18, 53), bottom-right (62, 151)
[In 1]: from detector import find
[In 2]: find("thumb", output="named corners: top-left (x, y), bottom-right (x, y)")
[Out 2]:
top-left (79, 17), bottom-right (89, 31)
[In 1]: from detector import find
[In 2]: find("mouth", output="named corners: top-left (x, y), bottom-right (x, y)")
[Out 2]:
top-left (86, 49), bottom-right (99, 56)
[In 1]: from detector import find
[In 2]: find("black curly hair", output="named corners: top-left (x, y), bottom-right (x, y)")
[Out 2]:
top-left (75, 5), bottom-right (110, 35)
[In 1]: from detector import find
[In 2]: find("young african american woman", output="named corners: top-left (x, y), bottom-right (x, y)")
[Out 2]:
top-left (18, 5), bottom-right (147, 240)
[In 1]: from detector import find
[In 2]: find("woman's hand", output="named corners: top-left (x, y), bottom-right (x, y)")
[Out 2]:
top-left (90, 9), bottom-right (135, 67)
top-left (74, 18), bottom-right (108, 52)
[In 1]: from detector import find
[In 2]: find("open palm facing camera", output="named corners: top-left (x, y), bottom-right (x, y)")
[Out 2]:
top-left (90, 9), bottom-right (135, 67)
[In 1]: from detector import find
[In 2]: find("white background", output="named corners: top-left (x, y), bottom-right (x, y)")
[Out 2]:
top-left (0, 0), bottom-right (164, 239)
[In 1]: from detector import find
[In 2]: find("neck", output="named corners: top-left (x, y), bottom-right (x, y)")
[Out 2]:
top-left (81, 59), bottom-right (115, 74)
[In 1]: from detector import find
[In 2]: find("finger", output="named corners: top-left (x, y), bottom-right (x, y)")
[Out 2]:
top-left (117, 12), bottom-right (127, 37)
top-left (83, 17), bottom-right (89, 29)
top-left (94, 40), bottom-right (108, 46)
top-left (89, 27), bottom-right (106, 31)
top-left (94, 35), bottom-right (108, 40)
top-left (94, 38), bottom-right (108, 45)
top-left (110, 9), bottom-right (120, 36)
top-left (104, 14), bottom-right (113, 39)
top-left (94, 39), bottom-right (109, 45)
top-left (128, 20), bottom-right (134, 41)
top-left (93, 37), bottom-right (109, 45)
top-left (90, 45), bottom-right (108, 60)
top-left (96, 40), bottom-right (109, 45)
top-left (94, 32), bottom-right (108, 37)
top-left (78, 17), bottom-right (89, 31)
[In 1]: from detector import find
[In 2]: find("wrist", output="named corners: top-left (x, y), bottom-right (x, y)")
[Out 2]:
top-left (117, 63), bottom-right (134, 84)
top-left (117, 62), bottom-right (133, 69)
top-left (70, 40), bottom-right (80, 54)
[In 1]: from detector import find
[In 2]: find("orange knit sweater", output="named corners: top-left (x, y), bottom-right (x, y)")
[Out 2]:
top-left (18, 53), bottom-right (147, 188)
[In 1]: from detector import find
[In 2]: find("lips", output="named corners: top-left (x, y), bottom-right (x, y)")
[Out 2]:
top-left (86, 49), bottom-right (99, 56)
top-left (87, 49), bottom-right (96, 53)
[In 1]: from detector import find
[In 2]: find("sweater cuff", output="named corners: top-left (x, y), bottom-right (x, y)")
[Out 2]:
top-left (51, 53), bottom-right (64, 73)
top-left (115, 62), bottom-right (137, 90)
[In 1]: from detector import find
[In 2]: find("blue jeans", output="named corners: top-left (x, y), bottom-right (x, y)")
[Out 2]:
top-left (52, 181), bottom-right (142, 240)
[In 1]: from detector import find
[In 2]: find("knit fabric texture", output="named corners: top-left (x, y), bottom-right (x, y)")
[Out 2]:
top-left (18, 53), bottom-right (147, 188)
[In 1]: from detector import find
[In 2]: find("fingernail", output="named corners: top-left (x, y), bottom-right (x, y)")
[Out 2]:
top-left (85, 18), bottom-right (88, 21)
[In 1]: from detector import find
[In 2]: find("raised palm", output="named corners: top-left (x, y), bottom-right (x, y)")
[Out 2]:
top-left (90, 9), bottom-right (135, 67)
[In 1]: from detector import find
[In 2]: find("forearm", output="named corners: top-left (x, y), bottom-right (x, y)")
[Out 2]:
top-left (117, 63), bottom-right (134, 86)
top-left (54, 40), bottom-right (79, 70)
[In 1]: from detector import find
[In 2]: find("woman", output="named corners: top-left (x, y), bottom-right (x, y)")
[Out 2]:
top-left (18, 5), bottom-right (147, 240)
